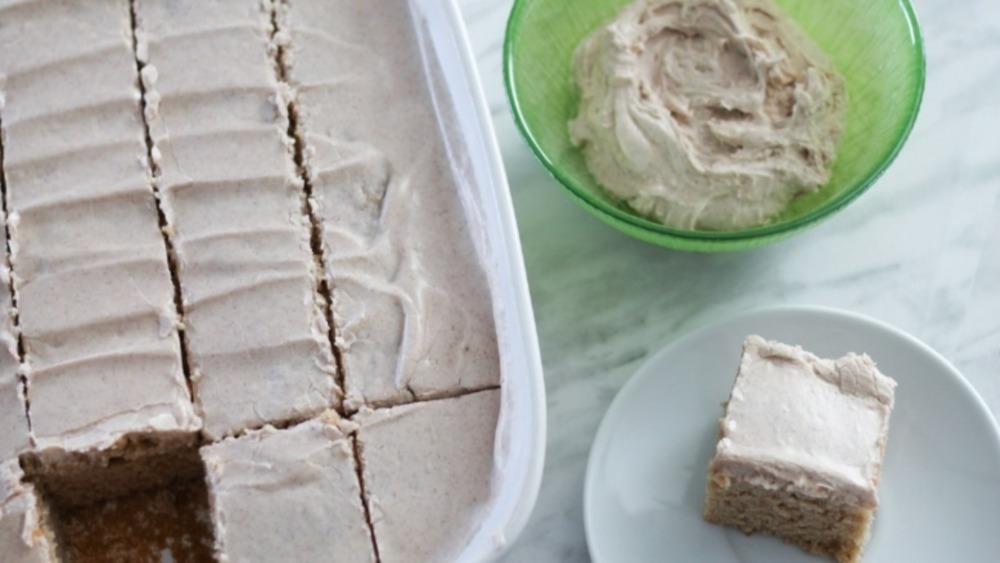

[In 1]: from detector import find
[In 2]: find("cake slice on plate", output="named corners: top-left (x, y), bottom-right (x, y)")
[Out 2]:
top-left (704, 335), bottom-right (897, 563)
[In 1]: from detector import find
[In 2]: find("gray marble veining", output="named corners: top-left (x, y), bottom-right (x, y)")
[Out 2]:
top-left (455, 0), bottom-right (1000, 560)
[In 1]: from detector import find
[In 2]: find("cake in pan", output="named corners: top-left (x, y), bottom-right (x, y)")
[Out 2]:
top-left (0, 0), bottom-right (501, 560)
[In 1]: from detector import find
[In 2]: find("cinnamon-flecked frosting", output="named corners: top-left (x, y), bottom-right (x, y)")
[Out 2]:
top-left (134, 0), bottom-right (338, 439)
top-left (708, 336), bottom-right (896, 508)
top-left (202, 413), bottom-right (374, 563)
top-left (0, 0), bottom-right (199, 454)
top-left (276, 0), bottom-right (501, 408)
top-left (0, 212), bottom-right (29, 463)
top-left (355, 389), bottom-right (500, 562)
top-left (0, 0), bottom-right (505, 559)
top-left (570, 0), bottom-right (847, 230)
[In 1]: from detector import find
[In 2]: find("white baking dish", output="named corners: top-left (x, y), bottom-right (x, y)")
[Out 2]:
top-left (409, 0), bottom-right (546, 560)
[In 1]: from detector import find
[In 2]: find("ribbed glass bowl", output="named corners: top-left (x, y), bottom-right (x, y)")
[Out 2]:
top-left (504, 0), bottom-right (925, 252)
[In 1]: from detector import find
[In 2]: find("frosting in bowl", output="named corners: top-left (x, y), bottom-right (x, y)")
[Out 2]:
top-left (569, 0), bottom-right (847, 230)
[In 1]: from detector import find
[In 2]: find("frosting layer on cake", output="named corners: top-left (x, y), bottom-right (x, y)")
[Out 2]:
top-left (355, 389), bottom-right (500, 562)
top-left (202, 413), bottom-right (375, 562)
top-left (710, 335), bottom-right (896, 507)
top-left (276, 0), bottom-right (501, 408)
top-left (0, 212), bottom-right (29, 463)
top-left (0, 0), bottom-right (505, 559)
top-left (0, 0), bottom-right (198, 454)
top-left (134, 0), bottom-right (339, 439)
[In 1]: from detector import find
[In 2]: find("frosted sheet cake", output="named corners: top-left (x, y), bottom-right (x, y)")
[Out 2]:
top-left (0, 0), bottom-right (502, 560)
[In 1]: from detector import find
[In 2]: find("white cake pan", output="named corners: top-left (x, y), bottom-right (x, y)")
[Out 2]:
top-left (409, 0), bottom-right (546, 560)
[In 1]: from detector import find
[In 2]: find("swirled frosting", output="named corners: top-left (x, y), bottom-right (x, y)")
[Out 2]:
top-left (570, 0), bottom-right (846, 230)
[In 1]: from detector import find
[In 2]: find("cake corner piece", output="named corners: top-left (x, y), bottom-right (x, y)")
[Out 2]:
top-left (703, 335), bottom-right (897, 563)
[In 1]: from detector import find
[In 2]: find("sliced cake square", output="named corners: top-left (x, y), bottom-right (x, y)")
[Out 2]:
top-left (277, 0), bottom-right (501, 408)
top-left (134, 0), bottom-right (339, 439)
top-left (704, 335), bottom-right (896, 563)
top-left (0, 0), bottom-right (198, 456)
top-left (354, 389), bottom-right (500, 562)
top-left (201, 413), bottom-right (374, 562)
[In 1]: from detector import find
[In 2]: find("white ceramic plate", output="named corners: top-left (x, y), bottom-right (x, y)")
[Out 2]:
top-left (585, 305), bottom-right (1000, 562)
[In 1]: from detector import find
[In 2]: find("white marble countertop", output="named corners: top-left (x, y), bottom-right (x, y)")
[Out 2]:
top-left (455, 0), bottom-right (1000, 560)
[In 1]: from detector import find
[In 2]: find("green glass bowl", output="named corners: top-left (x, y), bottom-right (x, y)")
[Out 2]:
top-left (504, 0), bottom-right (925, 252)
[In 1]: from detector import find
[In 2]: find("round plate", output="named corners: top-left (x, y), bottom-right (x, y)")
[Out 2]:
top-left (585, 305), bottom-right (1000, 562)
